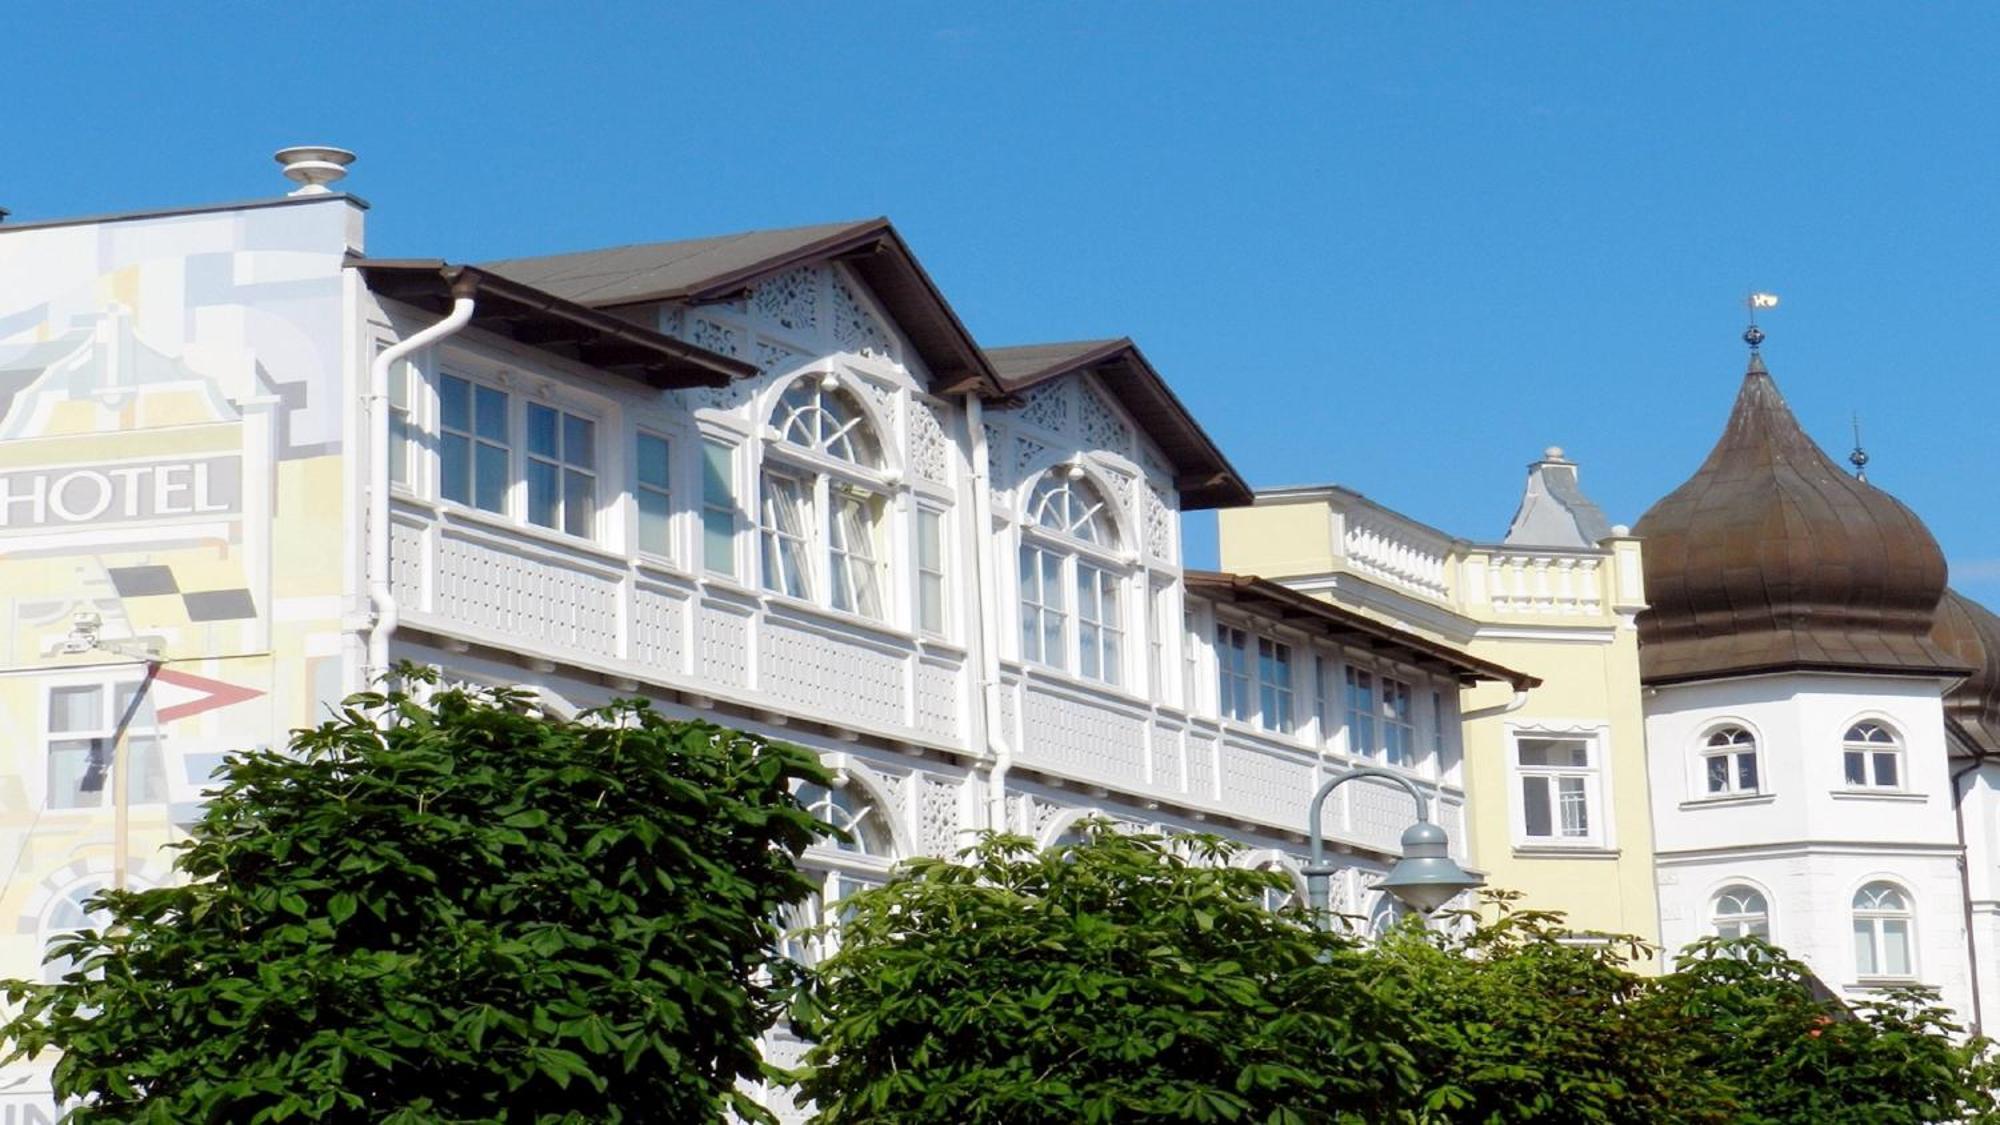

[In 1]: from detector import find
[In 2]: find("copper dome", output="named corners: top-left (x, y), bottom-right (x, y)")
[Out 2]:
top-left (1634, 356), bottom-right (1963, 685)
top-left (1931, 589), bottom-right (2000, 752)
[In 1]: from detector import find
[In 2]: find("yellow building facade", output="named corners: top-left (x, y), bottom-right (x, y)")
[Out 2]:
top-left (1219, 449), bottom-right (1661, 954)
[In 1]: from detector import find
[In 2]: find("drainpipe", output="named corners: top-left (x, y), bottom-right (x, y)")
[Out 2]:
top-left (1951, 752), bottom-right (1988, 1036)
top-left (965, 395), bottom-right (1015, 833)
top-left (366, 279), bottom-right (476, 683)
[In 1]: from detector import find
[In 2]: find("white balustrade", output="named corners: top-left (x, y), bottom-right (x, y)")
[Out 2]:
top-left (1485, 552), bottom-right (1604, 616)
top-left (1342, 518), bottom-right (1453, 602)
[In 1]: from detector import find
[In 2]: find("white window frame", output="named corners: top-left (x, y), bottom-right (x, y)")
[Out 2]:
top-left (634, 430), bottom-right (675, 561)
top-left (1841, 720), bottom-right (1905, 791)
top-left (1710, 883), bottom-right (1771, 941)
top-left (1851, 880), bottom-right (1917, 981)
top-left (915, 506), bottom-right (949, 638)
top-left (437, 370), bottom-right (512, 516)
top-left (760, 375), bottom-right (896, 623)
top-left (1698, 723), bottom-right (1763, 798)
top-left (1256, 636), bottom-right (1296, 735)
top-left (700, 435), bottom-right (740, 578)
top-left (523, 400), bottom-right (599, 540)
top-left (44, 679), bottom-right (167, 812)
top-left (1215, 623), bottom-right (1253, 722)
top-left (1380, 675), bottom-right (1414, 766)
top-left (1508, 726), bottom-right (1608, 849)
top-left (1018, 470), bottom-right (1128, 686)
top-left (1345, 665), bottom-right (1378, 758)
top-left (783, 775), bottom-right (901, 967)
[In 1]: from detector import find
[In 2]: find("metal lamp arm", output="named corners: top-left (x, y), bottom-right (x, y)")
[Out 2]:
top-left (1306, 766), bottom-right (1431, 871)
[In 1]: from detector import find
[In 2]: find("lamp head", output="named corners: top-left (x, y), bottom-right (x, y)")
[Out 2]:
top-left (1375, 820), bottom-right (1484, 913)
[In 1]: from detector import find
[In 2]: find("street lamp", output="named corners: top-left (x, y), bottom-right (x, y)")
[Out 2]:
top-left (62, 611), bottom-right (163, 893)
top-left (1302, 766), bottom-right (1483, 921)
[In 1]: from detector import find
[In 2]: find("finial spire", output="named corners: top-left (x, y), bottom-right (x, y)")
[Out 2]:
top-left (1744, 291), bottom-right (1779, 355)
top-left (1849, 412), bottom-right (1869, 481)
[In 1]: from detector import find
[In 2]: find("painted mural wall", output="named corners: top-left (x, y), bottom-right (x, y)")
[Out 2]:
top-left (0, 198), bottom-right (358, 1115)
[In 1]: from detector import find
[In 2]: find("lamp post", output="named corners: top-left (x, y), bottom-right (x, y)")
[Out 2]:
top-left (1302, 766), bottom-right (1483, 921)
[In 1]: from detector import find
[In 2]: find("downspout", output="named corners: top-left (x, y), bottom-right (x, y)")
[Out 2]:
top-left (366, 280), bottom-right (476, 683)
top-left (966, 395), bottom-right (1015, 833)
top-left (1951, 752), bottom-right (1988, 1036)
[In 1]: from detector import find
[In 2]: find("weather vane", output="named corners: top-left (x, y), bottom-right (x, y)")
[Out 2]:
top-left (1849, 413), bottom-right (1869, 481)
top-left (1744, 291), bottom-right (1779, 353)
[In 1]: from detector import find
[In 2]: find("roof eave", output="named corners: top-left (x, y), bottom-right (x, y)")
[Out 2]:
top-left (349, 257), bottom-right (756, 390)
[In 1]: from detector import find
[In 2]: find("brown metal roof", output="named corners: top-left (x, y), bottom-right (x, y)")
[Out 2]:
top-left (350, 259), bottom-right (756, 390)
top-left (1185, 570), bottom-right (1540, 690)
top-left (481, 218), bottom-right (1002, 396)
top-left (985, 338), bottom-right (1253, 510)
top-left (1635, 355), bottom-right (1966, 685)
top-left (1933, 589), bottom-right (2000, 754)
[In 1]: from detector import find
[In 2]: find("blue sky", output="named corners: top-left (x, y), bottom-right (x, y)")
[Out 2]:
top-left (10, 5), bottom-right (2000, 600)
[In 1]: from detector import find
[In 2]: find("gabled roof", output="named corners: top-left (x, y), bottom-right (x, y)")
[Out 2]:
top-left (1185, 571), bottom-right (1540, 690)
top-left (482, 218), bottom-right (1002, 396)
top-left (985, 338), bottom-right (1252, 510)
top-left (350, 259), bottom-right (756, 390)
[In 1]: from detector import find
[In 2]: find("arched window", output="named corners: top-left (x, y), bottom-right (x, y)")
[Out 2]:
top-left (1702, 726), bottom-right (1760, 796)
top-left (781, 778), bottom-right (898, 967)
top-left (1842, 722), bottom-right (1902, 789)
top-left (1367, 893), bottom-right (1407, 938)
top-left (1711, 885), bottom-right (1770, 939)
top-left (1253, 861), bottom-right (1304, 914)
top-left (760, 378), bottom-right (889, 619)
top-left (1852, 881), bottom-right (1915, 978)
top-left (1019, 472), bottom-right (1125, 684)
top-left (42, 882), bottom-right (108, 984)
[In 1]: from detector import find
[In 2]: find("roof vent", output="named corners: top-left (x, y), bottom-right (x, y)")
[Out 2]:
top-left (273, 146), bottom-right (355, 196)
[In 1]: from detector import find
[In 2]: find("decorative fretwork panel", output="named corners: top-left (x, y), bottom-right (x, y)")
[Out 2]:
top-left (434, 534), bottom-right (619, 658)
top-left (389, 520), bottom-right (426, 613)
top-left (1186, 731), bottom-right (1219, 800)
top-left (1019, 381), bottom-right (1070, 433)
top-left (1079, 385), bottom-right (1132, 454)
top-left (686, 316), bottom-right (743, 358)
top-left (917, 775), bottom-right (961, 857)
top-left (758, 619), bottom-right (906, 729)
top-left (913, 657), bottom-right (962, 741)
top-left (829, 273), bottom-right (894, 358)
top-left (1216, 739), bottom-right (1307, 826)
top-left (631, 585), bottom-right (688, 672)
top-left (909, 397), bottom-right (951, 483)
top-left (1018, 685), bottom-right (1149, 786)
top-left (1144, 483), bottom-right (1175, 559)
top-left (754, 267), bottom-right (819, 336)
top-left (1149, 725), bottom-right (1182, 791)
top-left (695, 602), bottom-right (751, 688)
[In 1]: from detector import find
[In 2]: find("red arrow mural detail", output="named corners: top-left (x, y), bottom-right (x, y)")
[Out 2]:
top-left (152, 667), bottom-right (264, 723)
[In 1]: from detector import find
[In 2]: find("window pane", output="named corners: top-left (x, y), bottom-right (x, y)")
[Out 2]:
top-left (920, 573), bottom-right (944, 634)
top-left (526, 460), bottom-right (559, 529)
top-left (1737, 753), bottom-right (1758, 792)
top-left (563, 414), bottom-right (594, 467)
top-left (1873, 751), bottom-right (1898, 788)
top-left (48, 739), bottom-right (106, 809)
top-left (389, 410), bottom-right (410, 486)
top-left (701, 441), bottom-right (735, 575)
top-left (1558, 776), bottom-right (1590, 836)
top-left (1882, 919), bottom-right (1912, 976)
top-left (1706, 755), bottom-right (1729, 794)
top-left (639, 489), bottom-right (671, 556)
top-left (49, 686), bottom-right (101, 733)
top-left (441, 433), bottom-right (470, 505)
top-left (474, 444), bottom-right (508, 513)
top-left (562, 469), bottom-right (593, 538)
top-left (1854, 920), bottom-right (1878, 976)
top-left (1522, 776), bottom-right (1553, 837)
top-left (130, 737), bottom-right (168, 805)
top-left (474, 386), bottom-right (508, 442)
top-left (1844, 750), bottom-right (1867, 786)
top-left (439, 375), bottom-right (469, 431)
top-left (527, 403), bottom-right (559, 459)
top-left (637, 435), bottom-right (671, 491)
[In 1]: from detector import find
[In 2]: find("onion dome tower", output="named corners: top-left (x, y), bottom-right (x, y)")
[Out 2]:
top-left (1932, 589), bottom-right (2000, 752)
top-left (1633, 332), bottom-right (1963, 685)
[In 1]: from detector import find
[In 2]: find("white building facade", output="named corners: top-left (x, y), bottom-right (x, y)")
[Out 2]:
top-left (0, 164), bottom-right (1527, 1118)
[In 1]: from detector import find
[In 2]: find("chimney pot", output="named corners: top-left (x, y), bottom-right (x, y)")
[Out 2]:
top-left (273, 146), bottom-right (356, 196)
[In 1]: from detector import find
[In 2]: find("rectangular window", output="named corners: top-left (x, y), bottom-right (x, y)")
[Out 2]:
top-left (1148, 580), bottom-right (1170, 699)
top-left (916, 509), bottom-right (946, 635)
top-left (1019, 544), bottom-right (1065, 666)
top-left (1216, 625), bottom-right (1252, 722)
top-left (525, 403), bottom-right (596, 538)
top-left (829, 487), bottom-right (886, 619)
top-left (1076, 563), bottom-right (1121, 685)
top-left (1380, 677), bottom-right (1414, 765)
top-left (761, 470), bottom-right (814, 600)
top-left (1315, 657), bottom-right (1334, 745)
top-left (1184, 612), bottom-right (1201, 711)
top-left (387, 356), bottom-right (413, 487)
top-left (701, 439), bottom-right (737, 576)
top-left (1515, 736), bottom-right (1599, 843)
top-left (636, 433), bottom-right (672, 557)
top-left (1257, 638), bottom-right (1294, 733)
top-left (1345, 666), bottom-right (1377, 757)
top-left (46, 683), bottom-right (166, 810)
top-left (1432, 689), bottom-right (1450, 770)
top-left (439, 374), bottom-right (509, 513)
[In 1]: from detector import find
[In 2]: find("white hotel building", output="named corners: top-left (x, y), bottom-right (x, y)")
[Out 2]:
top-left (0, 156), bottom-right (1531, 1117)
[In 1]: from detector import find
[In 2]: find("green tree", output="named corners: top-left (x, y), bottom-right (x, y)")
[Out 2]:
top-left (1373, 892), bottom-right (1730, 1124)
top-left (1651, 936), bottom-right (2000, 1125)
top-left (789, 822), bottom-right (1420, 1124)
top-left (1, 674), bottom-right (828, 1124)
